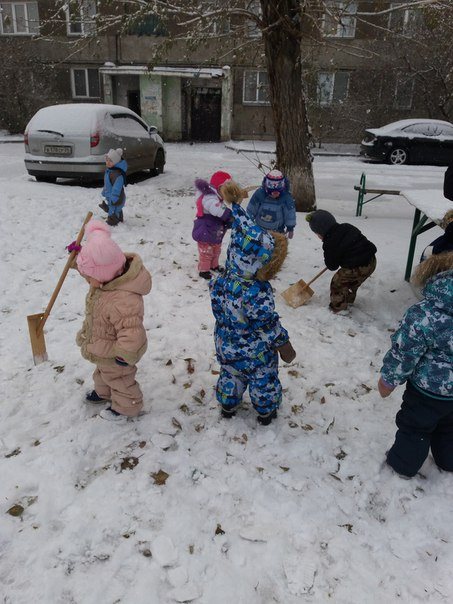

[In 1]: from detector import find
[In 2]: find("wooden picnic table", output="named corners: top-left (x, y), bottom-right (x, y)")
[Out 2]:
top-left (400, 188), bottom-right (453, 281)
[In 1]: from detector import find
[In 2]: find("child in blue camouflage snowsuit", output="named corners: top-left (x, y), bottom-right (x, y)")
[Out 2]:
top-left (209, 184), bottom-right (296, 425)
top-left (378, 252), bottom-right (453, 478)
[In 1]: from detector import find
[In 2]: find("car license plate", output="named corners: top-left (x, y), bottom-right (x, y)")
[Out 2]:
top-left (44, 145), bottom-right (72, 156)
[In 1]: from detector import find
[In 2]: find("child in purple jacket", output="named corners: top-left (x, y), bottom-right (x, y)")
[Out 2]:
top-left (192, 171), bottom-right (233, 280)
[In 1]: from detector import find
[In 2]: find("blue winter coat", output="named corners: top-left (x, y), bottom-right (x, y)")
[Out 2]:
top-left (210, 204), bottom-right (289, 363)
top-left (102, 158), bottom-right (128, 208)
top-left (380, 269), bottom-right (453, 398)
top-left (247, 184), bottom-right (296, 233)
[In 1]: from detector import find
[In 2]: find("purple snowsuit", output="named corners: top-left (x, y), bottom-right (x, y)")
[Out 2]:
top-left (192, 179), bottom-right (232, 244)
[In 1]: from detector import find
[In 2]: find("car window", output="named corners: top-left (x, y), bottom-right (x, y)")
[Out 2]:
top-left (111, 114), bottom-right (149, 136)
top-left (402, 123), bottom-right (443, 137)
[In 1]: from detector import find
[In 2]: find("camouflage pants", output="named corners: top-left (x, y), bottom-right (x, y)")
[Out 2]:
top-left (330, 256), bottom-right (376, 311)
top-left (216, 351), bottom-right (282, 415)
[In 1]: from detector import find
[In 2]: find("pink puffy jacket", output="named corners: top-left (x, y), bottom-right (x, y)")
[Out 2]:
top-left (76, 253), bottom-right (152, 366)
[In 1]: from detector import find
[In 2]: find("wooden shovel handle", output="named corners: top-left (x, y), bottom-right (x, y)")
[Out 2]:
top-left (298, 267), bottom-right (329, 292)
top-left (37, 211), bottom-right (93, 334)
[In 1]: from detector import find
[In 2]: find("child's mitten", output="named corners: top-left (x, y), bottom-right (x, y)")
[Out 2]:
top-left (277, 341), bottom-right (296, 363)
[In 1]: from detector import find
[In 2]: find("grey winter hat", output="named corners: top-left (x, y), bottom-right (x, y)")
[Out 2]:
top-left (106, 148), bottom-right (123, 165)
top-left (306, 210), bottom-right (337, 236)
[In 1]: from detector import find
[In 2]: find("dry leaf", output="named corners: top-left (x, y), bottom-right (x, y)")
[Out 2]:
top-left (120, 456), bottom-right (139, 471)
top-left (194, 424), bottom-right (204, 432)
top-left (53, 365), bottom-right (65, 373)
top-left (5, 447), bottom-right (21, 458)
top-left (7, 504), bottom-right (24, 517)
top-left (215, 524), bottom-right (225, 535)
top-left (302, 424), bottom-right (313, 431)
top-left (339, 523), bottom-right (353, 533)
top-left (183, 382), bottom-right (192, 389)
top-left (335, 449), bottom-right (347, 460)
top-left (179, 404), bottom-right (190, 414)
top-left (151, 469), bottom-right (169, 485)
top-left (320, 396), bottom-right (326, 405)
top-left (280, 466), bottom-right (290, 472)
top-left (288, 421), bottom-right (298, 428)
top-left (291, 405), bottom-right (302, 414)
top-left (185, 358), bottom-right (195, 374)
top-left (138, 441), bottom-right (147, 449)
top-left (288, 370), bottom-right (300, 378)
top-left (172, 417), bottom-right (182, 431)
top-left (165, 359), bottom-right (173, 366)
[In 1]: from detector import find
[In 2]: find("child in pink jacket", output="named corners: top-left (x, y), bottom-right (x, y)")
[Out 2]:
top-left (74, 220), bottom-right (152, 421)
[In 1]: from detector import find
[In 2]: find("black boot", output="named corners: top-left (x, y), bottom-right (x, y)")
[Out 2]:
top-left (98, 201), bottom-right (109, 213)
top-left (257, 409), bottom-right (277, 426)
top-left (199, 271), bottom-right (212, 280)
top-left (221, 405), bottom-right (237, 419)
top-left (118, 210), bottom-right (124, 222)
top-left (106, 214), bottom-right (120, 227)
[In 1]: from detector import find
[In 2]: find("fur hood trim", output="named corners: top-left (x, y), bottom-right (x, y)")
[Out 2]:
top-left (412, 251), bottom-right (453, 287)
top-left (256, 232), bottom-right (288, 281)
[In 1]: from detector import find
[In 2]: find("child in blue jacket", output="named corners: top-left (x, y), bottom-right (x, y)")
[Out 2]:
top-left (378, 252), bottom-right (453, 478)
top-left (209, 182), bottom-right (296, 425)
top-left (247, 170), bottom-right (296, 237)
top-left (99, 148), bottom-right (127, 227)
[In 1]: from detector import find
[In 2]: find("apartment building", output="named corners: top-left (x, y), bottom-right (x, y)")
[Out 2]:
top-left (0, 1), bottom-right (449, 141)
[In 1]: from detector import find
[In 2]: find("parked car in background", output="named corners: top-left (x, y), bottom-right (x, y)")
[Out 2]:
top-left (24, 104), bottom-right (166, 183)
top-left (360, 119), bottom-right (453, 165)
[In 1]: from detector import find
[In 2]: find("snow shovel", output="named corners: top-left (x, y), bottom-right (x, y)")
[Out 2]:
top-left (27, 211), bottom-right (93, 365)
top-left (281, 267), bottom-right (328, 308)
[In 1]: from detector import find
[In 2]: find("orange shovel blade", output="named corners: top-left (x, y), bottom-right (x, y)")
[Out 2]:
top-left (281, 280), bottom-right (314, 308)
top-left (27, 313), bottom-right (48, 365)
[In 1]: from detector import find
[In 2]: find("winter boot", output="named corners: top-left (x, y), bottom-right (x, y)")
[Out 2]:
top-left (106, 214), bottom-right (120, 227)
top-left (199, 271), bottom-right (212, 280)
top-left (85, 390), bottom-right (111, 404)
top-left (99, 406), bottom-right (128, 422)
top-left (118, 210), bottom-right (124, 223)
top-left (98, 201), bottom-right (109, 213)
top-left (257, 409), bottom-right (277, 426)
top-left (220, 405), bottom-right (237, 419)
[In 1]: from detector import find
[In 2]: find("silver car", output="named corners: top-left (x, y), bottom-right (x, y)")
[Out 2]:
top-left (24, 103), bottom-right (166, 183)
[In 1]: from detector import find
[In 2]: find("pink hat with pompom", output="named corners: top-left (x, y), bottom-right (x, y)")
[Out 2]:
top-left (76, 220), bottom-right (126, 283)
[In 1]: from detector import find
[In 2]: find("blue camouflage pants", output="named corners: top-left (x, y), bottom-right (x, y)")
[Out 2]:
top-left (216, 350), bottom-right (281, 415)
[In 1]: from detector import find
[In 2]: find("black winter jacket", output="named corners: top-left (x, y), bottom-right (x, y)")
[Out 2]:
top-left (322, 223), bottom-right (377, 271)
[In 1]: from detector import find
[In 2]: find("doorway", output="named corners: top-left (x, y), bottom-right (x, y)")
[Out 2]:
top-left (127, 90), bottom-right (141, 116)
top-left (190, 87), bottom-right (221, 142)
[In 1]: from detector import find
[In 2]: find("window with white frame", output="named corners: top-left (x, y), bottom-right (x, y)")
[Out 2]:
top-left (0, 2), bottom-right (39, 35)
top-left (323, 1), bottom-right (357, 38)
top-left (67, 0), bottom-right (96, 36)
top-left (317, 72), bottom-right (350, 106)
top-left (71, 68), bottom-right (100, 98)
top-left (394, 73), bottom-right (414, 109)
top-left (243, 70), bottom-right (270, 105)
top-left (389, 3), bottom-right (420, 35)
top-left (203, 2), bottom-right (230, 35)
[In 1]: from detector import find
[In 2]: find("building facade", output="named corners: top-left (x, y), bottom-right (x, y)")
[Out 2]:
top-left (0, 1), bottom-right (450, 142)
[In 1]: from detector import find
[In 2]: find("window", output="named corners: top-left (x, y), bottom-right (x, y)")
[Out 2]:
top-left (71, 68), bottom-right (100, 98)
top-left (245, 0), bottom-right (261, 38)
top-left (394, 74), bottom-right (414, 109)
top-left (323, 1), bottom-right (357, 38)
top-left (402, 123), bottom-right (443, 137)
top-left (66, 0), bottom-right (96, 36)
top-left (317, 72), bottom-right (349, 106)
top-left (243, 70), bottom-right (270, 105)
top-left (111, 115), bottom-right (149, 136)
top-left (126, 14), bottom-right (167, 36)
top-left (389, 3), bottom-right (420, 35)
top-left (0, 2), bottom-right (39, 35)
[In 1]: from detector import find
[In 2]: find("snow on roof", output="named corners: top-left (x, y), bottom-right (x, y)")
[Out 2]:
top-left (152, 66), bottom-right (224, 78)
top-left (26, 104), bottom-right (137, 134)
top-left (367, 118), bottom-right (453, 134)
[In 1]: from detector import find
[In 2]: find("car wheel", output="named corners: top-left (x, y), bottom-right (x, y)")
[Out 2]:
top-left (388, 148), bottom-right (408, 165)
top-left (35, 175), bottom-right (57, 183)
top-left (151, 149), bottom-right (165, 176)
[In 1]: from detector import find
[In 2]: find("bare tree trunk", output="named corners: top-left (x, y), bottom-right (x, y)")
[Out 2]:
top-left (260, 0), bottom-right (316, 212)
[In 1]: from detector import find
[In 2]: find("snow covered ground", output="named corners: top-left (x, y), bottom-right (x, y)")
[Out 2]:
top-left (1, 142), bottom-right (452, 604)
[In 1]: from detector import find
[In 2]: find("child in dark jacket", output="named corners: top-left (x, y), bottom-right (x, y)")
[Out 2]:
top-left (307, 209), bottom-right (377, 312)
top-left (99, 148), bottom-right (127, 227)
top-left (378, 252), bottom-right (453, 478)
top-left (192, 171), bottom-right (233, 280)
top-left (420, 210), bottom-right (453, 262)
top-left (209, 182), bottom-right (296, 425)
top-left (247, 170), bottom-right (296, 237)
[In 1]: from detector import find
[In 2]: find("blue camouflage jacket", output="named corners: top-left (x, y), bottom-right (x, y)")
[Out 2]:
top-left (247, 184), bottom-right (296, 233)
top-left (380, 269), bottom-right (453, 399)
top-left (102, 158), bottom-right (128, 206)
top-left (209, 204), bottom-right (289, 363)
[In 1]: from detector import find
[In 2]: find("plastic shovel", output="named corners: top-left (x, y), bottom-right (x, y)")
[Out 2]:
top-left (27, 211), bottom-right (93, 364)
top-left (281, 267), bottom-right (328, 308)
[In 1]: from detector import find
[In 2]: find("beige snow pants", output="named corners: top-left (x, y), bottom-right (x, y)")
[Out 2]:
top-left (93, 364), bottom-right (143, 417)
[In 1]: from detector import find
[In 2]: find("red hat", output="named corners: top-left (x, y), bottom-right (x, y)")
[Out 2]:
top-left (210, 171), bottom-right (231, 190)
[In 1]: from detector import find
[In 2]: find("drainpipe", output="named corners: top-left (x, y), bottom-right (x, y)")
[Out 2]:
top-left (221, 65), bottom-right (232, 141)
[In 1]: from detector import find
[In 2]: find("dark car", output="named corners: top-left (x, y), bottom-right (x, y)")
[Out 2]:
top-left (360, 119), bottom-right (453, 165)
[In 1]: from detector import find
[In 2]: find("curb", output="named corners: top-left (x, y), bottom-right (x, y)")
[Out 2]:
top-left (224, 143), bottom-right (358, 157)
